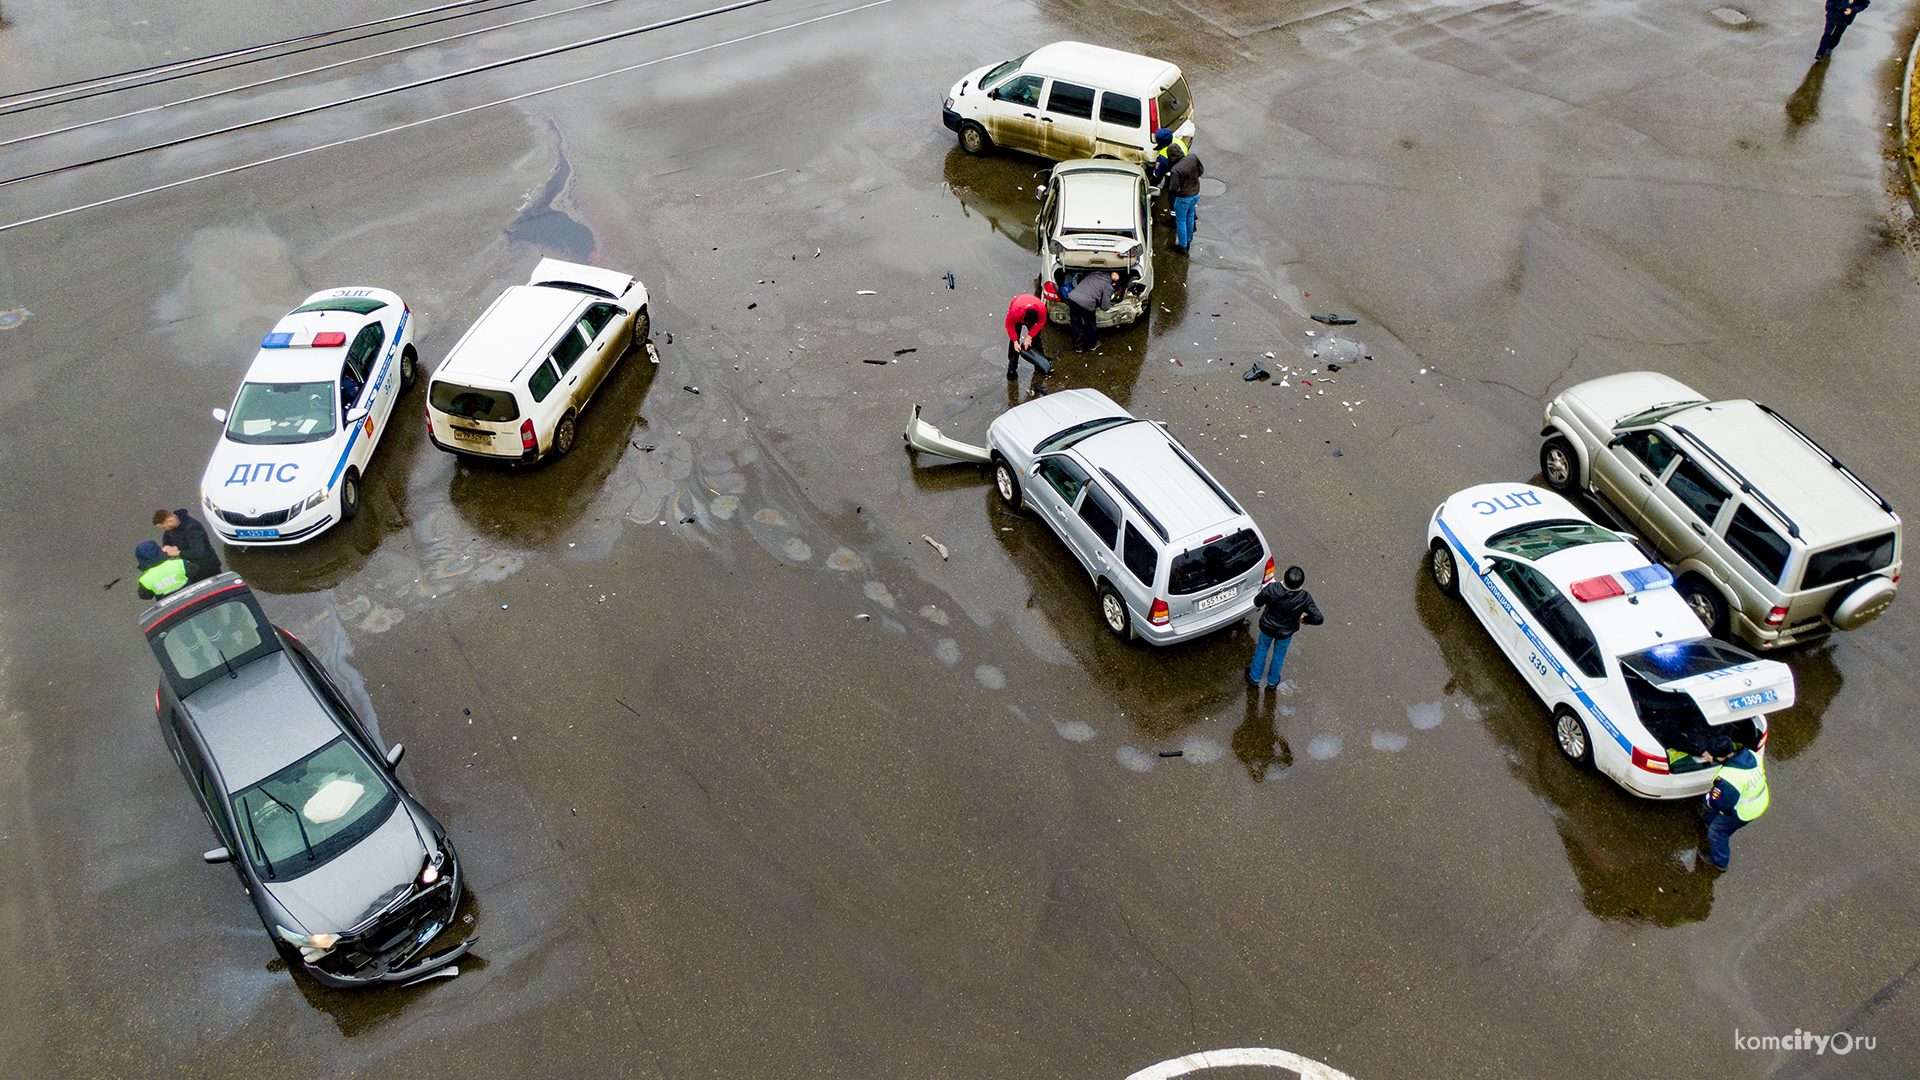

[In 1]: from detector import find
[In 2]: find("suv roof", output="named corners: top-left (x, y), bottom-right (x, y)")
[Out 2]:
top-left (435, 286), bottom-right (585, 384)
top-left (1023, 42), bottom-right (1180, 90)
top-left (1665, 399), bottom-right (1896, 547)
top-left (1076, 422), bottom-right (1238, 541)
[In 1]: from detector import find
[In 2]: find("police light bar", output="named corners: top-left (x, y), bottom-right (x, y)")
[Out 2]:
top-left (1570, 564), bottom-right (1674, 602)
top-left (311, 331), bottom-right (347, 348)
top-left (261, 332), bottom-right (294, 348)
top-left (260, 330), bottom-right (349, 348)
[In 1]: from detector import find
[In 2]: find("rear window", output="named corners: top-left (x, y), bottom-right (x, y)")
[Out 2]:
top-left (1802, 532), bottom-right (1896, 590)
top-left (1723, 504), bottom-right (1790, 584)
top-left (291, 297), bottom-right (387, 315)
top-left (1122, 523), bottom-right (1158, 587)
top-left (1169, 529), bottom-right (1263, 595)
top-left (1046, 81), bottom-right (1095, 120)
top-left (1619, 639), bottom-right (1758, 684)
top-left (1155, 76), bottom-right (1193, 128)
top-left (431, 381), bottom-right (520, 422)
top-left (148, 595), bottom-right (283, 699)
top-left (1099, 92), bottom-right (1142, 128)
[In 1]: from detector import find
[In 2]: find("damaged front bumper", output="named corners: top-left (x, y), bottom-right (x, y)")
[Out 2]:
top-left (904, 404), bottom-right (991, 464)
top-left (303, 861), bottom-right (471, 988)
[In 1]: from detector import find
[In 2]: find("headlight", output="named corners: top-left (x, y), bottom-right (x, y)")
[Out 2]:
top-left (276, 925), bottom-right (340, 960)
top-left (202, 490), bottom-right (217, 512)
top-left (420, 848), bottom-right (446, 886)
top-left (300, 487), bottom-right (328, 512)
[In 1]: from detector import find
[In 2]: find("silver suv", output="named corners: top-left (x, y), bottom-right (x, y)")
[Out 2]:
top-left (1541, 372), bottom-right (1900, 649)
top-left (987, 389), bottom-right (1273, 644)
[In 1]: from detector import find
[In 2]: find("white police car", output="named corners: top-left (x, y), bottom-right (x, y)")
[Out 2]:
top-left (199, 288), bottom-right (416, 546)
top-left (1426, 483), bottom-right (1793, 798)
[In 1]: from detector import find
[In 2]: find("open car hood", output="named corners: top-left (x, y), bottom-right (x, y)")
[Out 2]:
top-left (528, 257), bottom-right (636, 302)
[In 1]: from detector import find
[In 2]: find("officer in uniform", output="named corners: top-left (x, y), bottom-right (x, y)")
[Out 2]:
top-left (1148, 127), bottom-right (1189, 187)
top-left (1700, 735), bottom-right (1768, 870)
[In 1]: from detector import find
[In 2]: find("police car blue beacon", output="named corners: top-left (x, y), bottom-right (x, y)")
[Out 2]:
top-left (1427, 483), bottom-right (1794, 798)
top-left (199, 288), bottom-right (416, 546)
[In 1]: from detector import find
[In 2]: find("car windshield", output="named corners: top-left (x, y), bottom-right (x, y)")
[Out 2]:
top-left (430, 380), bottom-right (521, 422)
top-left (231, 736), bottom-right (398, 880)
top-left (1035, 416), bottom-right (1136, 454)
top-left (225, 382), bottom-right (337, 445)
top-left (1618, 639), bottom-right (1758, 684)
top-left (291, 297), bottom-right (387, 315)
top-left (1485, 520), bottom-right (1621, 559)
top-left (981, 53), bottom-right (1029, 89)
top-left (1169, 529), bottom-right (1264, 595)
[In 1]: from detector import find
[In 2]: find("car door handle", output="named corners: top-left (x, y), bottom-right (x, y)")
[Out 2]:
top-left (1638, 474), bottom-right (1653, 485)
top-left (1022, 112), bottom-right (1037, 118)
top-left (1041, 117), bottom-right (1054, 123)
top-left (1689, 521), bottom-right (1708, 537)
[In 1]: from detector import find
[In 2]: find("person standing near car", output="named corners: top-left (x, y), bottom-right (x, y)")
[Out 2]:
top-left (1166, 148), bottom-right (1204, 252)
top-left (154, 508), bottom-right (222, 584)
top-left (1700, 735), bottom-right (1768, 870)
top-left (135, 540), bottom-right (189, 600)
top-left (1816, 0), bottom-right (1867, 59)
top-left (1248, 565), bottom-right (1323, 689)
top-left (1003, 293), bottom-right (1049, 381)
top-left (1148, 127), bottom-right (1187, 187)
top-left (1067, 271), bottom-right (1118, 353)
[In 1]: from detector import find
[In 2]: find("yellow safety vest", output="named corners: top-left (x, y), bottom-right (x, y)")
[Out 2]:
top-left (1718, 753), bottom-right (1769, 821)
top-left (139, 557), bottom-right (188, 597)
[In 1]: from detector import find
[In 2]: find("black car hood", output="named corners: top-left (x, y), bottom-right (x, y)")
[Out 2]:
top-left (264, 803), bottom-right (425, 934)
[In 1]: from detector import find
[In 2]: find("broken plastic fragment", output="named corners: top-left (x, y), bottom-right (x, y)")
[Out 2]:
top-left (922, 535), bottom-right (949, 559)
top-left (1243, 362), bottom-right (1270, 382)
top-left (943, 272), bottom-right (956, 289)
top-left (1311, 314), bottom-right (1357, 325)
top-left (856, 289), bottom-right (877, 295)
top-left (684, 385), bottom-right (700, 394)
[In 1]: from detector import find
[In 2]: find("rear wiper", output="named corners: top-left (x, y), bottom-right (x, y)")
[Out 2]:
top-left (263, 788), bottom-right (317, 865)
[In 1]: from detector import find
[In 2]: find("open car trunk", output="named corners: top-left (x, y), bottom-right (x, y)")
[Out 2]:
top-left (1621, 639), bottom-right (1794, 770)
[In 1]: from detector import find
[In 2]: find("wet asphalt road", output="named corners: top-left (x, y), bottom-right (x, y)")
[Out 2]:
top-left (3, 0), bottom-right (1920, 1076)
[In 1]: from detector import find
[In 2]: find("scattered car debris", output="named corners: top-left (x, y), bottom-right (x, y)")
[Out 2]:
top-left (1020, 347), bottom-right (1051, 375)
top-left (664, 332), bottom-right (673, 344)
top-left (632, 441), bottom-right (656, 451)
top-left (1311, 313), bottom-right (1357, 325)
top-left (1326, 362), bottom-right (1342, 372)
top-left (943, 272), bottom-right (956, 289)
top-left (1243, 362), bottom-right (1270, 382)
top-left (747, 302), bottom-right (757, 310)
top-left (103, 577), bottom-right (120, 590)
top-left (403, 966), bottom-right (461, 988)
top-left (922, 535), bottom-right (950, 559)
top-left (894, 347), bottom-right (917, 356)
top-left (863, 357), bottom-right (891, 365)
top-left (856, 289), bottom-right (877, 295)
top-left (903, 404), bottom-right (992, 463)
top-left (683, 385), bottom-right (700, 394)
top-left (815, 248), bottom-right (822, 258)
top-left (1331, 448), bottom-right (1343, 457)
top-left (1159, 750), bottom-right (1184, 757)
top-left (646, 342), bottom-right (660, 365)
top-left (856, 613), bottom-right (871, 620)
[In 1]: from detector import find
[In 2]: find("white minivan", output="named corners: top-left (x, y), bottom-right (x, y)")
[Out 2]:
top-left (943, 42), bottom-right (1194, 163)
top-left (426, 259), bottom-right (648, 464)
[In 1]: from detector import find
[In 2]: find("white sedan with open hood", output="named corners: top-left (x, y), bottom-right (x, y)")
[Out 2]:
top-left (200, 287), bottom-right (416, 546)
top-left (1426, 483), bottom-right (1792, 798)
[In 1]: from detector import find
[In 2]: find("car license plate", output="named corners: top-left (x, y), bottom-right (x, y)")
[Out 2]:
top-left (451, 426), bottom-right (490, 442)
top-left (235, 528), bottom-right (280, 539)
top-left (1727, 689), bottom-right (1778, 711)
top-left (1195, 585), bottom-right (1240, 612)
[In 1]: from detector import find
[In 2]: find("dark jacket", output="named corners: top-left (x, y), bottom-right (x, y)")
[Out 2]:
top-left (1827, 0), bottom-right (1865, 19)
top-left (1068, 273), bottom-right (1114, 312)
top-left (164, 509), bottom-right (222, 583)
top-left (1166, 152), bottom-right (1204, 199)
top-left (1252, 583), bottom-right (1323, 639)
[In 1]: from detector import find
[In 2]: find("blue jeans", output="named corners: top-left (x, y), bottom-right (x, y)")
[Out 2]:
top-left (1249, 633), bottom-right (1292, 687)
top-left (1173, 194), bottom-right (1199, 248)
top-left (1704, 810), bottom-right (1748, 869)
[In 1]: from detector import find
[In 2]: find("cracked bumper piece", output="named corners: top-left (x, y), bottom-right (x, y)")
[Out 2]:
top-left (904, 404), bottom-right (991, 464)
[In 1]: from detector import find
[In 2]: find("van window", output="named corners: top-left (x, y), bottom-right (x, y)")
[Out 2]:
top-left (1169, 529), bottom-right (1264, 595)
top-left (528, 359), bottom-right (561, 403)
top-left (1802, 532), bottom-right (1896, 590)
top-left (1079, 484), bottom-right (1121, 549)
top-left (1046, 82), bottom-right (1095, 120)
top-left (1099, 92), bottom-right (1142, 127)
top-left (550, 325), bottom-right (589, 373)
top-left (1122, 523), bottom-right (1158, 587)
top-left (430, 381), bottom-right (520, 422)
top-left (582, 303), bottom-right (619, 338)
top-left (1723, 504), bottom-right (1790, 584)
top-left (1667, 457), bottom-right (1729, 524)
top-left (1036, 456), bottom-right (1088, 503)
top-left (1155, 76), bottom-right (1193, 128)
top-left (996, 75), bottom-right (1044, 108)
top-left (1618, 430), bottom-right (1679, 475)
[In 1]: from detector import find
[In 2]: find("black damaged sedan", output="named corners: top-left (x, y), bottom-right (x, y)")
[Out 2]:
top-left (141, 573), bottom-right (469, 987)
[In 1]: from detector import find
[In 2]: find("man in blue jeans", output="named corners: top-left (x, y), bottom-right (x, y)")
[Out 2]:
top-left (1165, 148), bottom-right (1204, 252)
top-left (1249, 565), bottom-right (1323, 688)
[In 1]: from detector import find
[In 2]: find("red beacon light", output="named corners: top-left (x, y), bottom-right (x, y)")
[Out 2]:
top-left (310, 331), bottom-right (347, 348)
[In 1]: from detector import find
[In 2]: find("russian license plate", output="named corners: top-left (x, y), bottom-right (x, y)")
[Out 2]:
top-left (1727, 688), bottom-right (1778, 711)
top-left (451, 426), bottom-right (490, 442)
top-left (235, 528), bottom-right (280, 539)
top-left (1195, 585), bottom-right (1240, 612)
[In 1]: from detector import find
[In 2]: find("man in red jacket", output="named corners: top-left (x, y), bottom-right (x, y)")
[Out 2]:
top-left (1004, 293), bottom-right (1048, 381)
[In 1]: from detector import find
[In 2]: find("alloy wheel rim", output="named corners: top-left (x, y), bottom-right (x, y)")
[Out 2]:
top-left (1433, 546), bottom-right (1453, 588)
top-left (1103, 594), bottom-right (1125, 630)
top-left (1558, 715), bottom-right (1585, 758)
top-left (1545, 448), bottom-right (1569, 485)
top-left (997, 468), bottom-right (1013, 500)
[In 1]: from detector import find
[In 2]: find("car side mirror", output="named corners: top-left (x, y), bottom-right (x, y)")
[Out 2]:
top-left (346, 406), bottom-right (370, 425)
top-left (203, 846), bottom-right (233, 864)
top-left (987, 87), bottom-right (1001, 100)
top-left (211, 408), bottom-right (228, 424)
top-left (385, 743), bottom-right (405, 767)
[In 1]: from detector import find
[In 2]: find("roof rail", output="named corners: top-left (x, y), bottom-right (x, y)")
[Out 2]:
top-left (1157, 425), bottom-right (1243, 515)
top-left (1670, 426), bottom-right (1800, 539)
top-left (1100, 467), bottom-right (1169, 542)
top-left (1755, 403), bottom-right (1896, 517)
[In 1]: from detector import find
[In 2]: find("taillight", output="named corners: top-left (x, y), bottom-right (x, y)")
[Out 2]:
top-left (1764, 606), bottom-right (1787, 627)
top-left (1262, 557), bottom-right (1276, 584)
top-left (1149, 598), bottom-right (1170, 625)
top-left (425, 400), bottom-right (432, 424)
top-left (1148, 97), bottom-right (1159, 131)
top-left (1630, 747), bottom-right (1669, 774)
top-left (520, 418), bottom-right (537, 451)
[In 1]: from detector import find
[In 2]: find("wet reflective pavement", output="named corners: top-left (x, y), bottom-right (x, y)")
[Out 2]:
top-left (3, 0), bottom-right (1919, 1076)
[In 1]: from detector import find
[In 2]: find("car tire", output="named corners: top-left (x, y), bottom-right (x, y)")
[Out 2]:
top-left (959, 122), bottom-right (991, 156)
top-left (1679, 576), bottom-right (1728, 637)
top-left (630, 305), bottom-right (650, 352)
top-left (992, 454), bottom-right (1022, 511)
top-left (1540, 435), bottom-right (1577, 493)
top-left (1553, 706), bottom-right (1595, 769)
top-left (1429, 539), bottom-right (1460, 599)
top-left (1098, 582), bottom-right (1132, 639)
top-left (400, 346), bottom-right (418, 391)
top-left (340, 468), bottom-right (361, 522)
top-left (553, 411), bottom-right (577, 459)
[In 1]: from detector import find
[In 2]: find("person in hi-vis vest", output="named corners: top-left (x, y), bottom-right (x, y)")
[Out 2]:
top-left (1701, 734), bottom-right (1769, 870)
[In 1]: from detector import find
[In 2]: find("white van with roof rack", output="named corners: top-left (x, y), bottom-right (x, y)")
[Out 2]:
top-left (986, 388), bottom-right (1273, 644)
top-left (942, 42), bottom-right (1194, 164)
top-left (1540, 372), bottom-right (1900, 649)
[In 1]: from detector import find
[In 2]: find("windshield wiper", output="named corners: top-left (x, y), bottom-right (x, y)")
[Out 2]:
top-left (262, 788), bottom-right (317, 865)
top-left (239, 795), bottom-right (277, 880)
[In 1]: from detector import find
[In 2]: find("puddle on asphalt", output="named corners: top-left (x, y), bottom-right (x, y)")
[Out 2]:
top-left (505, 137), bottom-right (594, 260)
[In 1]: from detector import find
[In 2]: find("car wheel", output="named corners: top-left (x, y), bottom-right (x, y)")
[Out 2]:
top-left (553, 411), bottom-right (577, 458)
top-left (1429, 540), bottom-right (1460, 598)
top-left (340, 468), bottom-right (361, 522)
top-left (1540, 435), bottom-right (1577, 493)
top-left (400, 346), bottom-right (418, 391)
top-left (960, 122), bottom-right (991, 156)
top-left (630, 305), bottom-right (650, 351)
top-left (992, 454), bottom-right (1022, 511)
top-left (1553, 706), bottom-right (1594, 769)
top-left (1679, 577), bottom-right (1728, 637)
top-left (1098, 582), bottom-right (1132, 639)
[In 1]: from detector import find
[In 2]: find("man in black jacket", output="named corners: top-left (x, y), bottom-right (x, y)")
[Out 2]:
top-left (1248, 565), bottom-right (1323, 689)
top-left (154, 508), bottom-right (223, 584)
top-left (1817, 0), bottom-right (1867, 59)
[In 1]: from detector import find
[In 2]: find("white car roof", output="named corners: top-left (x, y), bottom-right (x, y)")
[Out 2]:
top-left (1531, 542), bottom-right (1708, 656)
top-left (435, 286), bottom-right (586, 383)
top-left (1057, 164), bottom-right (1142, 233)
top-left (1023, 41), bottom-right (1181, 91)
top-left (237, 287), bottom-right (401, 384)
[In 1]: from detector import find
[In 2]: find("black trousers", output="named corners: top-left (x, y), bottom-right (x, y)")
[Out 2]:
top-left (1819, 9), bottom-right (1857, 55)
top-left (1069, 302), bottom-right (1097, 350)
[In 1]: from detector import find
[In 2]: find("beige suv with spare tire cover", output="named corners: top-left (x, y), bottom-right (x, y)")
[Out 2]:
top-left (1540, 372), bottom-right (1899, 650)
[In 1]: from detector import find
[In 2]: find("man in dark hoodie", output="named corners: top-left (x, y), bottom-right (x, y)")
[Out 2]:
top-left (1816, 0), bottom-right (1867, 60)
top-left (154, 508), bottom-right (222, 584)
top-left (1248, 565), bottom-right (1323, 689)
